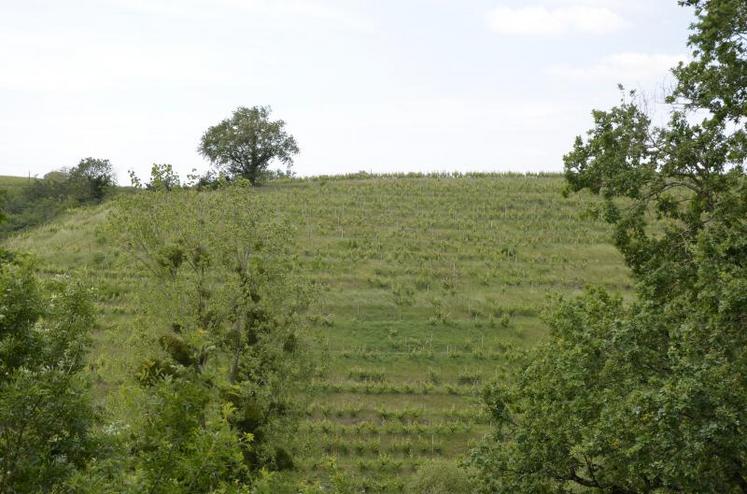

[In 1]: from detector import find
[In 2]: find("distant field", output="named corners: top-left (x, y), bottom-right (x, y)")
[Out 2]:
top-left (0, 175), bottom-right (34, 190)
top-left (4, 174), bottom-right (630, 491)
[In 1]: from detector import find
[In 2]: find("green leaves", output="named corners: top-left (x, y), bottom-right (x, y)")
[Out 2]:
top-left (0, 157), bottom-right (114, 238)
top-left (673, 0), bottom-right (747, 123)
top-left (199, 106), bottom-right (299, 186)
top-left (0, 259), bottom-right (97, 493)
top-left (565, 95), bottom-right (655, 200)
top-left (68, 157), bottom-right (115, 202)
top-left (110, 185), bottom-right (315, 490)
top-left (474, 1), bottom-right (747, 492)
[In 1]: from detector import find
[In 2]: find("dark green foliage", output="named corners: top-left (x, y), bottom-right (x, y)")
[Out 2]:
top-left (199, 106), bottom-right (299, 186)
top-left (68, 157), bottom-right (115, 202)
top-left (0, 258), bottom-right (97, 493)
top-left (130, 373), bottom-right (249, 494)
top-left (673, 0), bottom-right (747, 122)
top-left (0, 190), bottom-right (7, 225)
top-left (0, 158), bottom-right (115, 236)
top-left (473, 0), bottom-right (746, 492)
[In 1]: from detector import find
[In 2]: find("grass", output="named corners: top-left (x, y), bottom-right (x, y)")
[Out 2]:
top-left (0, 175), bottom-right (34, 190)
top-left (4, 173), bottom-right (630, 491)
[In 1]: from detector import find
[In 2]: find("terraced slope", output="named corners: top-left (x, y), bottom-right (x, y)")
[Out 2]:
top-left (5, 174), bottom-right (630, 491)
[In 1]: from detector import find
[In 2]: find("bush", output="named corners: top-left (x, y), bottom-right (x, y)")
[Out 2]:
top-left (0, 257), bottom-right (97, 491)
top-left (408, 460), bottom-right (475, 494)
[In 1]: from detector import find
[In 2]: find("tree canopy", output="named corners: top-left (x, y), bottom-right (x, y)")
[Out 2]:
top-left (98, 185), bottom-right (316, 492)
top-left (68, 157), bottom-right (116, 202)
top-left (472, 0), bottom-right (746, 492)
top-left (0, 157), bottom-right (115, 237)
top-left (199, 106), bottom-right (299, 186)
top-left (0, 257), bottom-right (97, 493)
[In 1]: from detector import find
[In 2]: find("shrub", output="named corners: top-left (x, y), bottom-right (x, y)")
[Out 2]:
top-left (408, 460), bottom-right (475, 494)
top-left (0, 257), bottom-right (97, 491)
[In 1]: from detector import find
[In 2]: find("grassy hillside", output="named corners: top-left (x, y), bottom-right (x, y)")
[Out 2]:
top-left (5, 173), bottom-right (630, 491)
top-left (0, 174), bottom-right (34, 190)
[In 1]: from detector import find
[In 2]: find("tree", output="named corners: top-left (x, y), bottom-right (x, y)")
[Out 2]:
top-left (108, 185), bottom-right (315, 491)
top-left (0, 158), bottom-right (116, 237)
top-left (199, 106), bottom-right (299, 186)
top-left (471, 0), bottom-right (746, 492)
top-left (0, 158), bottom-right (114, 237)
top-left (147, 163), bottom-right (181, 191)
top-left (128, 163), bottom-right (182, 191)
top-left (0, 257), bottom-right (97, 493)
top-left (68, 157), bottom-right (116, 202)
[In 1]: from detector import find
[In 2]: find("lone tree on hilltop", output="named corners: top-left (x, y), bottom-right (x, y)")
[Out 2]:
top-left (198, 106), bottom-right (299, 185)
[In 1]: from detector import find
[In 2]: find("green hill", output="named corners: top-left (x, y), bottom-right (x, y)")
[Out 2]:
top-left (4, 173), bottom-right (630, 491)
top-left (0, 174), bottom-right (34, 190)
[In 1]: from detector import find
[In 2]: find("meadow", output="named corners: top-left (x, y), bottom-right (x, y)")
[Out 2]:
top-left (4, 173), bottom-right (630, 491)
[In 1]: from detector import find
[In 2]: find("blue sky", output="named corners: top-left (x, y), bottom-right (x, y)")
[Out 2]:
top-left (0, 0), bottom-right (694, 182)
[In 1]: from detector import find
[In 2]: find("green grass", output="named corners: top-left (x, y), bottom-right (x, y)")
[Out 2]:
top-left (0, 175), bottom-right (34, 190)
top-left (4, 173), bottom-right (630, 491)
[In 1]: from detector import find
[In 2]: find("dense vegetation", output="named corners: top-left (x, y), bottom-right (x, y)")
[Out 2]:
top-left (0, 254), bottom-right (97, 493)
top-left (5, 173), bottom-right (626, 491)
top-left (0, 0), bottom-right (743, 491)
top-left (0, 158), bottom-right (115, 236)
top-left (471, 0), bottom-right (747, 491)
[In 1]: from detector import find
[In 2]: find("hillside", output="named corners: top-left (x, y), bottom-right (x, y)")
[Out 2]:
top-left (5, 174), bottom-right (630, 491)
top-left (0, 174), bottom-right (34, 190)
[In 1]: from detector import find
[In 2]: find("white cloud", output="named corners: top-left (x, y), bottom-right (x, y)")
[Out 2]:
top-left (486, 5), bottom-right (628, 35)
top-left (548, 52), bottom-right (686, 83)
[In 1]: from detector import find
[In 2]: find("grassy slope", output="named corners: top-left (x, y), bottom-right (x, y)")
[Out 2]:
top-left (0, 175), bottom-right (34, 192)
top-left (5, 174), bottom-right (630, 491)
top-left (0, 175), bottom-right (33, 185)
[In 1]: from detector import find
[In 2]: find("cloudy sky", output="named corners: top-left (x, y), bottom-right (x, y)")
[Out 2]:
top-left (0, 0), bottom-right (693, 182)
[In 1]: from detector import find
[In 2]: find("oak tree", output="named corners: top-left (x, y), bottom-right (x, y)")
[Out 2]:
top-left (472, 1), bottom-right (747, 492)
top-left (199, 106), bottom-right (299, 186)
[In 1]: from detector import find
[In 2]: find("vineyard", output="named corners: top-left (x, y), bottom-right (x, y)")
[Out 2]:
top-left (5, 173), bottom-right (630, 491)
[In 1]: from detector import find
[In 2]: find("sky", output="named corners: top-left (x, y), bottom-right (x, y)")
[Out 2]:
top-left (0, 0), bottom-right (694, 183)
